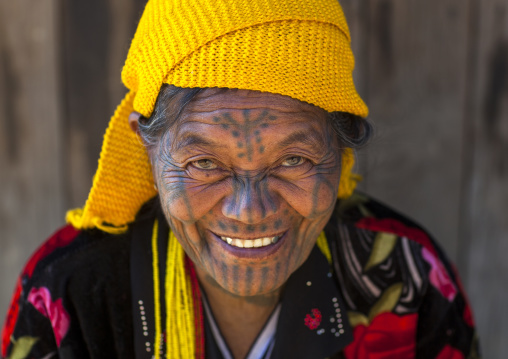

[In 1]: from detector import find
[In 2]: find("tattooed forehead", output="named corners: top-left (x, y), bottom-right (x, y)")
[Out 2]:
top-left (155, 89), bottom-right (336, 165)
top-left (170, 110), bottom-right (332, 159)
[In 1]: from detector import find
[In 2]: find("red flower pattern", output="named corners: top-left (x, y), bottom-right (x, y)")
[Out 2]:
top-left (23, 225), bottom-right (78, 278)
top-left (462, 301), bottom-right (474, 328)
top-left (344, 312), bottom-right (418, 359)
top-left (304, 308), bottom-right (322, 330)
top-left (1, 278), bottom-right (22, 357)
top-left (435, 345), bottom-right (465, 359)
top-left (27, 287), bottom-right (70, 347)
top-left (1, 225), bottom-right (78, 356)
top-left (356, 218), bottom-right (438, 257)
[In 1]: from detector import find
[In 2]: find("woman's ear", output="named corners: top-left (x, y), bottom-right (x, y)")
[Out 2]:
top-left (128, 111), bottom-right (142, 135)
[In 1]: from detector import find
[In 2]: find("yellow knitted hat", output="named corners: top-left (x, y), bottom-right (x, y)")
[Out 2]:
top-left (67, 0), bottom-right (368, 233)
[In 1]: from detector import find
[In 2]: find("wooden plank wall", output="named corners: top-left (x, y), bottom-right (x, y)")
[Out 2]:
top-left (0, 1), bottom-right (506, 357)
top-left (343, 1), bottom-right (508, 357)
top-left (460, 0), bottom-right (508, 355)
top-left (0, 0), bottom-right (64, 324)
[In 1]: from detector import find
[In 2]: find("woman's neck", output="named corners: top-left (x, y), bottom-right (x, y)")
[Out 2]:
top-left (196, 267), bottom-right (282, 359)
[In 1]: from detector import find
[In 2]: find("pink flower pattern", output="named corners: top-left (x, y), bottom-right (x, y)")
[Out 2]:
top-left (27, 287), bottom-right (70, 347)
top-left (422, 248), bottom-right (457, 302)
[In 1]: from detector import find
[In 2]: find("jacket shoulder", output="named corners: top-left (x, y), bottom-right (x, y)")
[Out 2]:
top-left (2, 224), bottom-right (133, 358)
top-left (336, 191), bottom-right (440, 256)
top-left (333, 193), bottom-right (479, 358)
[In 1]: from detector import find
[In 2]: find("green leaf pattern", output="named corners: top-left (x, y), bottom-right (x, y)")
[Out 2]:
top-left (347, 282), bottom-right (404, 327)
top-left (364, 232), bottom-right (398, 272)
top-left (7, 336), bottom-right (38, 359)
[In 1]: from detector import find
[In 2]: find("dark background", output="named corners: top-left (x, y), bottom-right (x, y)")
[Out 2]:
top-left (0, 0), bottom-right (507, 357)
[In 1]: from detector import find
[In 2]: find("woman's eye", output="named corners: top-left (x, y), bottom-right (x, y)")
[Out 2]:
top-left (281, 156), bottom-right (305, 167)
top-left (192, 159), bottom-right (218, 170)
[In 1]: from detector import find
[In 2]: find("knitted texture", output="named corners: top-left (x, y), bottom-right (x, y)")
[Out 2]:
top-left (123, 0), bottom-right (368, 117)
top-left (67, 91), bottom-right (157, 230)
top-left (67, 0), bottom-right (368, 233)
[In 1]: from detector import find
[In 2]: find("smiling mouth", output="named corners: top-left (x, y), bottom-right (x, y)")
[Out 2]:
top-left (219, 235), bottom-right (281, 248)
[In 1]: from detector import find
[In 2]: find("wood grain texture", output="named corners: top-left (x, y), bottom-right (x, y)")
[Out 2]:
top-left (340, 0), bottom-right (371, 202)
top-left (0, 0), bottom-right (64, 319)
top-left (357, 0), bottom-right (471, 262)
top-left (0, 0), bottom-right (147, 324)
top-left (60, 0), bottom-right (147, 208)
top-left (459, 0), bottom-right (508, 357)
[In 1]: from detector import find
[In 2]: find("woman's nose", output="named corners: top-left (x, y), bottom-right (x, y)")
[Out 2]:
top-left (221, 177), bottom-right (279, 224)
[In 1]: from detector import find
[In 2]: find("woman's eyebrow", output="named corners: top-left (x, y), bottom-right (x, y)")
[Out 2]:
top-left (276, 129), bottom-right (325, 153)
top-left (173, 133), bottom-right (225, 152)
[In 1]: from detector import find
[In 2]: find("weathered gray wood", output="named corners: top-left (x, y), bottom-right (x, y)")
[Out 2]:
top-left (0, 0), bottom-right (147, 325)
top-left (61, 0), bottom-right (122, 208)
top-left (459, 0), bottom-right (508, 357)
top-left (356, 0), bottom-right (471, 263)
top-left (0, 0), bottom-right (64, 317)
top-left (340, 0), bottom-right (372, 203)
top-left (60, 0), bottom-right (147, 209)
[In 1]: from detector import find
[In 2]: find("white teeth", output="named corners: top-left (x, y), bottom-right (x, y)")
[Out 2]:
top-left (220, 235), bottom-right (280, 248)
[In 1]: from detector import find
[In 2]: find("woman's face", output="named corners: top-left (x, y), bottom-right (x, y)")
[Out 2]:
top-left (150, 89), bottom-right (341, 296)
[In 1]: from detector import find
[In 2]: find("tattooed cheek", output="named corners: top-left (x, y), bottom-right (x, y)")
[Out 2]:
top-left (312, 195), bottom-right (336, 218)
top-left (161, 194), bottom-right (196, 223)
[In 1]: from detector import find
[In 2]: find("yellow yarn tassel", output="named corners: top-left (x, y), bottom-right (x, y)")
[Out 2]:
top-left (66, 208), bottom-right (129, 235)
top-left (164, 230), bottom-right (196, 358)
top-left (151, 220), bottom-right (163, 359)
top-left (316, 231), bottom-right (332, 264)
top-left (338, 148), bottom-right (361, 199)
top-left (151, 220), bottom-right (196, 358)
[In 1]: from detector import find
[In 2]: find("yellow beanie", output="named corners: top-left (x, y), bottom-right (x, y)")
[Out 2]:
top-left (67, 0), bottom-right (368, 233)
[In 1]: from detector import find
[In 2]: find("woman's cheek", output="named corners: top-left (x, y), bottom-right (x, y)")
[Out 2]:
top-left (310, 179), bottom-right (338, 216)
top-left (272, 175), bottom-right (338, 218)
top-left (160, 177), bottom-right (229, 222)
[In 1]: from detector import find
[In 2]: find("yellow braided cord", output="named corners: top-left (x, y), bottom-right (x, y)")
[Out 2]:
top-left (165, 230), bottom-right (195, 358)
top-left (316, 231), bottom-right (332, 264)
top-left (151, 220), bottom-right (162, 359)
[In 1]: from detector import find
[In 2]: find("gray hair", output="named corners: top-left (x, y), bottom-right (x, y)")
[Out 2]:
top-left (138, 84), bottom-right (373, 152)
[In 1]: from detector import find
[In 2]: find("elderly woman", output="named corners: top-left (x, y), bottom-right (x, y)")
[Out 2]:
top-left (2, 0), bottom-right (479, 358)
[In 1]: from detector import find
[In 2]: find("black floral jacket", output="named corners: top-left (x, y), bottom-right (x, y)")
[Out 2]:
top-left (1, 193), bottom-right (480, 359)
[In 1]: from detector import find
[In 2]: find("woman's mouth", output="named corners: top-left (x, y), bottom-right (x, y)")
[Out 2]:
top-left (219, 235), bottom-right (281, 248)
top-left (210, 230), bottom-right (287, 259)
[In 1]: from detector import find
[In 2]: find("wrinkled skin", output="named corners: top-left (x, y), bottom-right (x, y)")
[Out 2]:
top-left (130, 89), bottom-right (343, 357)
top-left (140, 89), bottom-right (342, 298)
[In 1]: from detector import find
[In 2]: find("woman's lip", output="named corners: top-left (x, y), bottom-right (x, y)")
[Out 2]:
top-left (212, 232), bottom-right (285, 241)
top-left (209, 230), bottom-right (288, 259)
